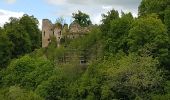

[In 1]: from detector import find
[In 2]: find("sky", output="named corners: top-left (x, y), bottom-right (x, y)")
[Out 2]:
top-left (0, 0), bottom-right (142, 28)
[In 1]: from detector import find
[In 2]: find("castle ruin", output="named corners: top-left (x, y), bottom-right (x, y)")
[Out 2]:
top-left (42, 19), bottom-right (91, 47)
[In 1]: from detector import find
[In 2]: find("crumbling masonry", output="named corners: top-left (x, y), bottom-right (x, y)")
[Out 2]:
top-left (42, 19), bottom-right (91, 47)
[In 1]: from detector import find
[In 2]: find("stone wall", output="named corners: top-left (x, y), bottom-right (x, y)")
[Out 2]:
top-left (42, 19), bottom-right (63, 47)
top-left (69, 22), bottom-right (90, 34)
top-left (42, 19), bottom-right (91, 47)
top-left (54, 25), bottom-right (62, 47)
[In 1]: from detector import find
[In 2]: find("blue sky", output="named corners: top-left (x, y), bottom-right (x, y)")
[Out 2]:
top-left (0, 0), bottom-right (141, 28)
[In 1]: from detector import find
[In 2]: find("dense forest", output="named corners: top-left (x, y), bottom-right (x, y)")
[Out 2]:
top-left (0, 0), bottom-right (170, 100)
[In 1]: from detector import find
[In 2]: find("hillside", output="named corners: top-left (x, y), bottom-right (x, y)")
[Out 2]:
top-left (0, 0), bottom-right (170, 100)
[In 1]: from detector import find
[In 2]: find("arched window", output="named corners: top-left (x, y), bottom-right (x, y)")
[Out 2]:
top-left (44, 31), bottom-right (45, 36)
top-left (59, 31), bottom-right (61, 35)
top-left (48, 38), bottom-right (51, 41)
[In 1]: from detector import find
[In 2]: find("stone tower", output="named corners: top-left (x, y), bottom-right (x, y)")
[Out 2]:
top-left (42, 19), bottom-right (63, 47)
top-left (42, 19), bottom-right (53, 47)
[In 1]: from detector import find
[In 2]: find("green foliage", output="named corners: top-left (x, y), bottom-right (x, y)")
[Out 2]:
top-left (0, 32), bottom-right (13, 67)
top-left (67, 27), bottom-right (103, 62)
top-left (55, 17), bottom-right (65, 25)
top-left (128, 15), bottom-right (168, 51)
top-left (20, 14), bottom-right (41, 50)
top-left (46, 37), bottom-right (66, 65)
top-left (151, 81), bottom-right (170, 100)
top-left (101, 9), bottom-right (119, 34)
top-left (151, 94), bottom-right (170, 100)
top-left (104, 13), bottom-right (134, 54)
top-left (35, 74), bottom-right (69, 100)
top-left (35, 62), bottom-right (85, 100)
top-left (1, 14), bottom-right (41, 60)
top-left (21, 58), bottom-right (54, 90)
top-left (4, 17), bottom-right (32, 58)
top-left (1, 1), bottom-right (170, 99)
top-left (106, 54), bottom-right (163, 99)
top-left (128, 15), bottom-right (169, 68)
top-left (72, 54), bottom-right (164, 100)
top-left (29, 48), bottom-right (46, 58)
top-left (0, 86), bottom-right (44, 100)
top-left (165, 6), bottom-right (170, 35)
top-left (72, 10), bottom-right (92, 27)
top-left (2, 55), bottom-right (54, 90)
top-left (69, 27), bottom-right (102, 50)
top-left (2, 55), bottom-right (36, 86)
top-left (138, 0), bottom-right (170, 20)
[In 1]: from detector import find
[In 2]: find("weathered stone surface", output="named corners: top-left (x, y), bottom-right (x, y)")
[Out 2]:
top-left (42, 19), bottom-right (53, 48)
top-left (69, 22), bottom-right (90, 34)
top-left (42, 19), bottom-right (91, 47)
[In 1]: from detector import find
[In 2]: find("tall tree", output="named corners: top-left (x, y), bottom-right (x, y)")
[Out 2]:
top-left (127, 15), bottom-right (169, 68)
top-left (4, 17), bottom-right (32, 58)
top-left (101, 9), bottom-right (119, 34)
top-left (104, 13), bottom-right (134, 54)
top-left (20, 14), bottom-right (41, 50)
top-left (165, 6), bottom-right (170, 35)
top-left (0, 31), bottom-right (13, 67)
top-left (55, 17), bottom-right (65, 25)
top-left (139, 0), bottom-right (170, 20)
top-left (72, 10), bottom-right (92, 27)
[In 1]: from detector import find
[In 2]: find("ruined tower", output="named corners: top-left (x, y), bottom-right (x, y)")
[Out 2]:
top-left (42, 19), bottom-right (53, 47)
top-left (42, 19), bottom-right (91, 48)
top-left (42, 19), bottom-right (63, 47)
top-left (54, 23), bottom-right (62, 47)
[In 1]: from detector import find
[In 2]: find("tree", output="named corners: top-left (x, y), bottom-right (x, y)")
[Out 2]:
top-left (104, 13), bottom-right (134, 54)
top-left (138, 0), bottom-right (170, 20)
top-left (72, 10), bottom-right (92, 27)
top-left (151, 81), bottom-right (170, 99)
top-left (21, 57), bottom-right (54, 90)
top-left (165, 6), bottom-right (170, 35)
top-left (55, 17), bottom-right (65, 25)
top-left (2, 55), bottom-right (54, 91)
top-left (20, 14), bottom-right (41, 50)
top-left (127, 15), bottom-right (169, 68)
top-left (139, 0), bottom-right (170, 69)
top-left (106, 54), bottom-right (164, 99)
top-left (71, 53), bottom-right (164, 100)
top-left (46, 37), bottom-right (65, 66)
top-left (0, 31), bottom-right (13, 68)
top-left (101, 9), bottom-right (119, 34)
top-left (0, 86), bottom-right (44, 100)
top-left (2, 55), bottom-right (36, 86)
top-left (35, 75), bottom-right (69, 100)
top-left (4, 17), bottom-right (32, 58)
top-left (0, 27), bottom-right (2, 32)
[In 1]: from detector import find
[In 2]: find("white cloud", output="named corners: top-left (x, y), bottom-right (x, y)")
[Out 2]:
top-left (102, 6), bottom-right (113, 11)
top-left (45, 0), bottom-right (141, 24)
top-left (4, 0), bottom-right (16, 4)
top-left (0, 9), bottom-right (24, 27)
top-left (46, 0), bottom-right (140, 8)
top-left (0, 9), bottom-right (42, 29)
top-left (38, 19), bottom-right (42, 30)
top-left (46, 0), bottom-right (66, 5)
top-left (92, 14), bottom-right (102, 24)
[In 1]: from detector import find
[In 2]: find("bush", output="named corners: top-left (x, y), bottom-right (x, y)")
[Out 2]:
top-left (2, 55), bottom-right (54, 90)
top-left (72, 54), bottom-right (164, 99)
top-left (0, 86), bottom-right (44, 100)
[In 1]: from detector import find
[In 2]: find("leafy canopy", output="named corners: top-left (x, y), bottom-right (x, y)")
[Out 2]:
top-left (72, 10), bottom-right (92, 27)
